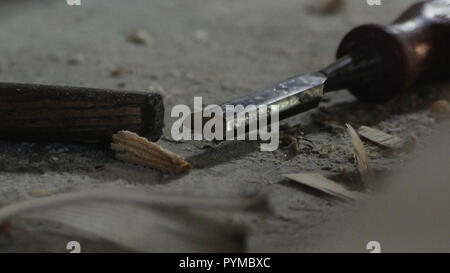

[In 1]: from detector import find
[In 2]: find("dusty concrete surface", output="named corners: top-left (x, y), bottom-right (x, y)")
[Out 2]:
top-left (0, 0), bottom-right (448, 252)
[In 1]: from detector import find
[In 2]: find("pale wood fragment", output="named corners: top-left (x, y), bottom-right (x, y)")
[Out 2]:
top-left (282, 173), bottom-right (367, 201)
top-left (112, 131), bottom-right (191, 174)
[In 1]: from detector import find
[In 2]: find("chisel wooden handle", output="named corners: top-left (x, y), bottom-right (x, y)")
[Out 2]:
top-left (337, 0), bottom-right (450, 101)
top-left (0, 83), bottom-right (164, 143)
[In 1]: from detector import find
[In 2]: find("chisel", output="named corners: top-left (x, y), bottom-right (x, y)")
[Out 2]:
top-left (207, 0), bottom-right (450, 134)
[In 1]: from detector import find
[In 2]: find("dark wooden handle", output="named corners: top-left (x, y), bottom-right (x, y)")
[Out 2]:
top-left (336, 0), bottom-right (450, 101)
top-left (0, 83), bottom-right (164, 143)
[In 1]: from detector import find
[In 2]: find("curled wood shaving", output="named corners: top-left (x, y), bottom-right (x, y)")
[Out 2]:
top-left (112, 131), bottom-right (191, 174)
top-left (346, 124), bottom-right (374, 188)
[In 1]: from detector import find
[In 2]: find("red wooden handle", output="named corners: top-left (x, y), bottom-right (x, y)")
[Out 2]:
top-left (337, 0), bottom-right (450, 101)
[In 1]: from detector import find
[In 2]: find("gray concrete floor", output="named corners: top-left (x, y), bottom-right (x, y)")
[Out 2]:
top-left (0, 0), bottom-right (448, 252)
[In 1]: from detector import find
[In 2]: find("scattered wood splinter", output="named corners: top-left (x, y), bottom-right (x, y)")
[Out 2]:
top-left (0, 221), bottom-right (11, 234)
top-left (346, 124), bottom-right (375, 189)
top-left (111, 131), bottom-right (192, 174)
top-left (309, 0), bottom-right (345, 15)
top-left (429, 99), bottom-right (450, 119)
top-left (282, 173), bottom-right (367, 201)
top-left (357, 125), bottom-right (405, 151)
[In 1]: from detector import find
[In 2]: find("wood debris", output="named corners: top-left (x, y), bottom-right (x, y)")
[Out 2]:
top-left (67, 53), bottom-right (85, 65)
top-left (30, 189), bottom-right (56, 198)
top-left (309, 0), bottom-right (345, 15)
top-left (0, 205), bottom-right (11, 234)
top-left (346, 124), bottom-right (374, 188)
top-left (128, 29), bottom-right (152, 45)
top-left (279, 125), bottom-right (308, 154)
top-left (0, 188), bottom-right (269, 252)
top-left (358, 125), bottom-right (405, 150)
top-left (194, 29), bottom-right (209, 43)
top-left (109, 68), bottom-right (125, 77)
top-left (429, 99), bottom-right (450, 119)
top-left (279, 132), bottom-right (299, 154)
top-left (319, 143), bottom-right (334, 158)
top-left (0, 221), bottom-right (11, 234)
top-left (111, 130), bottom-right (192, 174)
top-left (148, 83), bottom-right (165, 93)
top-left (282, 173), bottom-right (367, 201)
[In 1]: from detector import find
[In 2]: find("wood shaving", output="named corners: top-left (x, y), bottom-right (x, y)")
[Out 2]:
top-left (30, 189), bottom-right (56, 198)
top-left (309, 0), bottom-right (345, 15)
top-left (282, 173), bottom-right (367, 201)
top-left (0, 205), bottom-right (11, 234)
top-left (346, 124), bottom-right (374, 189)
top-left (111, 130), bottom-right (191, 174)
top-left (0, 221), bottom-right (11, 234)
top-left (67, 53), bottom-right (85, 65)
top-left (279, 132), bottom-right (299, 154)
top-left (109, 68), bottom-right (125, 78)
top-left (358, 125), bottom-right (404, 150)
top-left (129, 29), bottom-right (152, 45)
top-left (429, 99), bottom-right (449, 119)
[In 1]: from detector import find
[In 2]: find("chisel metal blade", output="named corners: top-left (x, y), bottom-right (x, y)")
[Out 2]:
top-left (196, 72), bottom-right (327, 137)
top-left (221, 72), bottom-right (326, 120)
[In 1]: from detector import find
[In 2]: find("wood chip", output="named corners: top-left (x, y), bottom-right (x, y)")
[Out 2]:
top-left (0, 205), bottom-right (11, 234)
top-left (429, 99), bottom-right (449, 118)
top-left (111, 130), bottom-right (191, 174)
top-left (346, 124), bottom-right (374, 188)
top-left (129, 29), bottom-right (152, 45)
top-left (30, 189), bottom-right (56, 198)
top-left (67, 53), bottom-right (85, 65)
top-left (0, 221), bottom-right (11, 234)
top-left (282, 173), bottom-right (367, 201)
top-left (109, 68), bottom-right (125, 77)
top-left (309, 0), bottom-right (345, 14)
top-left (279, 132), bottom-right (299, 154)
top-left (358, 125), bottom-right (405, 150)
